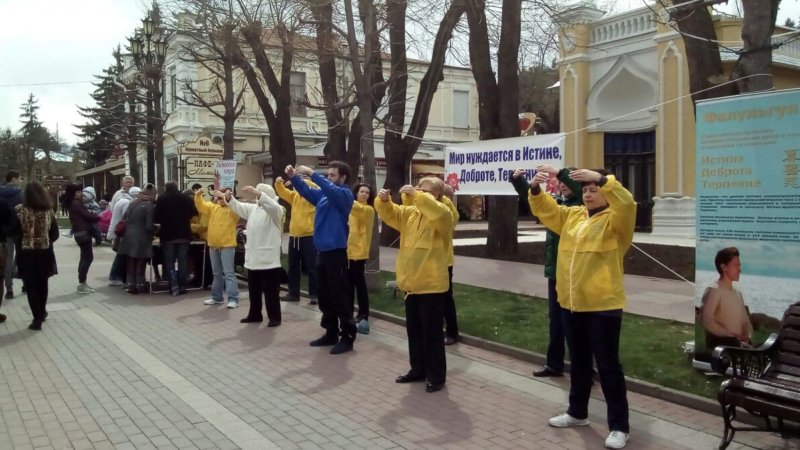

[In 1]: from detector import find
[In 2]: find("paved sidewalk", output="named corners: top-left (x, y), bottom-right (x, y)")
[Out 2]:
top-left (0, 238), bottom-right (785, 450)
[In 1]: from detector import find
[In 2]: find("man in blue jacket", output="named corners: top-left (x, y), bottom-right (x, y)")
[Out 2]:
top-left (0, 170), bottom-right (22, 300)
top-left (286, 161), bottom-right (356, 354)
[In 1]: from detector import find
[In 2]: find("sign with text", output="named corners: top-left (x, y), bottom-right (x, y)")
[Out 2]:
top-left (215, 160), bottom-right (237, 190)
top-left (693, 89), bottom-right (800, 367)
top-left (178, 136), bottom-right (224, 157)
top-left (444, 134), bottom-right (565, 195)
top-left (185, 157), bottom-right (218, 180)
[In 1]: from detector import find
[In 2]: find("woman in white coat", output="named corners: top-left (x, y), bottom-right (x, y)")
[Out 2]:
top-left (218, 184), bottom-right (286, 326)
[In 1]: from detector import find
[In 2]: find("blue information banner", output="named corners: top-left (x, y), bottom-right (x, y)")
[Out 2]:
top-left (694, 89), bottom-right (800, 365)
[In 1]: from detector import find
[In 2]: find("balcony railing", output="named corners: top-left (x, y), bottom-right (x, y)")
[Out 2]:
top-left (591, 8), bottom-right (658, 44)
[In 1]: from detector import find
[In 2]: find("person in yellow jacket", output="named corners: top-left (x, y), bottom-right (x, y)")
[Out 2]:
top-left (195, 188), bottom-right (241, 308)
top-left (375, 177), bottom-right (453, 394)
top-left (347, 183), bottom-right (375, 334)
top-left (518, 167), bottom-right (635, 450)
top-left (402, 186), bottom-right (460, 346)
top-left (275, 176), bottom-right (318, 303)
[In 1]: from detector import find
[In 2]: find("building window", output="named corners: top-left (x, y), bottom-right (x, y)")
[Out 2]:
top-left (453, 90), bottom-right (469, 128)
top-left (168, 157), bottom-right (178, 182)
top-left (289, 72), bottom-right (307, 117)
top-left (170, 71), bottom-right (177, 111)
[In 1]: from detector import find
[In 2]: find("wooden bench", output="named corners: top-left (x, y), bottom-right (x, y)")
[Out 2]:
top-left (711, 303), bottom-right (800, 449)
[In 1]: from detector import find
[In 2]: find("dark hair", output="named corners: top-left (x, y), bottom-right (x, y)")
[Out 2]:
top-left (328, 160), bottom-right (351, 184)
top-left (352, 183), bottom-right (375, 205)
top-left (22, 181), bottom-right (52, 211)
top-left (581, 168), bottom-right (612, 187)
top-left (164, 181), bottom-right (178, 193)
top-left (5, 170), bottom-right (20, 183)
top-left (191, 183), bottom-right (203, 191)
top-left (715, 247), bottom-right (740, 275)
top-left (61, 183), bottom-right (83, 210)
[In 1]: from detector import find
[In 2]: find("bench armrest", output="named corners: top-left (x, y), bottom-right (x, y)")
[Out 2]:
top-left (710, 333), bottom-right (779, 378)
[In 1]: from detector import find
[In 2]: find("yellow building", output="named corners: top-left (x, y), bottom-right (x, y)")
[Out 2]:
top-left (555, 2), bottom-right (800, 237)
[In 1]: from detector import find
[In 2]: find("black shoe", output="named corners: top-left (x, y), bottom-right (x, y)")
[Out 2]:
top-left (426, 381), bottom-right (445, 393)
top-left (330, 340), bottom-right (353, 355)
top-left (0, 313), bottom-right (6, 323)
top-left (309, 333), bottom-right (339, 347)
top-left (240, 316), bottom-right (263, 323)
top-left (444, 335), bottom-right (459, 346)
top-left (28, 321), bottom-right (42, 331)
top-left (43, 312), bottom-right (48, 322)
top-left (178, 289), bottom-right (188, 295)
top-left (533, 367), bottom-right (564, 377)
top-left (309, 297), bottom-right (318, 305)
top-left (395, 372), bottom-right (426, 384)
top-left (267, 320), bottom-right (281, 327)
top-left (281, 294), bottom-right (299, 302)
top-left (127, 286), bottom-right (139, 294)
top-left (5, 291), bottom-right (13, 300)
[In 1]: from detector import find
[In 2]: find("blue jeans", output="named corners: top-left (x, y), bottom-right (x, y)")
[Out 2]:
top-left (545, 278), bottom-right (566, 373)
top-left (109, 252), bottom-right (127, 282)
top-left (209, 247), bottom-right (238, 302)
top-left (162, 242), bottom-right (190, 289)
top-left (287, 236), bottom-right (318, 298)
top-left (4, 237), bottom-right (14, 291)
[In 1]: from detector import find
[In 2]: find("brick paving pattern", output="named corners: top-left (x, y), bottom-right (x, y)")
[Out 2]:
top-left (0, 239), bottom-right (790, 449)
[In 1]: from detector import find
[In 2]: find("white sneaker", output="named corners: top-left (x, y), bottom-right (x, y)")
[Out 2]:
top-left (548, 413), bottom-right (589, 428)
top-left (77, 284), bottom-right (94, 295)
top-left (604, 431), bottom-right (628, 449)
top-left (226, 301), bottom-right (239, 309)
top-left (204, 299), bottom-right (224, 305)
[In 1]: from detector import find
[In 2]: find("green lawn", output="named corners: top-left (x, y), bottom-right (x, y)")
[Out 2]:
top-left (285, 258), bottom-right (719, 398)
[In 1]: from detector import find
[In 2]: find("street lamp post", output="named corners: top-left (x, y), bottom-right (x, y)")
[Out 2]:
top-left (130, 14), bottom-right (168, 188)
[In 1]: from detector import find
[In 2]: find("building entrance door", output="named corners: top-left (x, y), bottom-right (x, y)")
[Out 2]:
top-left (603, 131), bottom-right (655, 231)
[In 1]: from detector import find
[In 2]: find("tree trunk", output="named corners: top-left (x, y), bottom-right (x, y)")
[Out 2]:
top-left (127, 94), bottom-right (139, 183)
top-left (736, 0), bottom-right (780, 92)
top-left (671, 0), bottom-right (737, 106)
top-left (222, 53), bottom-right (236, 160)
top-left (465, 0), bottom-right (520, 257)
top-left (310, 0), bottom-right (348, 162)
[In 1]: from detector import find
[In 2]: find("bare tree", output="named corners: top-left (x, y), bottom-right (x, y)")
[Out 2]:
top-left (235, 0), bottom-right (303, 178)
top-left (465, 0), bottom-right (522, 257)
top-left (174, 1), bottom-right (249, 159)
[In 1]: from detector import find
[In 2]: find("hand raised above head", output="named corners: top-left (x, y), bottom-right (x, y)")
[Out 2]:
top-left (284, 165), bottom-right (296, 178)
top-left (512, 168), bottom-right (526, 180)
top-left (275, 176), bottom-right (284, 185)
top-left (399, 185), bottom-right (416, 196)
top-left (296, 165), bottom-right (313, 176)
top-left (569, 169), bottom-right (602, 183)
top-left (241, 185), bottom-right (259, 195)
top-left (536, 164), bottom-right (559, 176)
top-left (377, 189), bottom-right (391, 201)
top-left (531, 171), bottom-right (549, 186)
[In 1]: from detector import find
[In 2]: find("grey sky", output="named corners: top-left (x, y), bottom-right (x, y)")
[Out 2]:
top-left (0, 0), bottom-right (149, 145)
top-left (0, 0), bottom-right (798, 146)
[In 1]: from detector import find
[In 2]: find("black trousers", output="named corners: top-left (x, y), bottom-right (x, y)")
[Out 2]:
top-left (348, 259), bottom-right (368, 319)
top-left (406, 292), bottom-right (447, 385)
top-left (545, 278), bottom-right (566, 373)
top-left (77, 240), bottom-right (93, 284)
top-left (288, 236), bottom-right (318, 298)
top-left (443, 266), bottom-right (459, 338)
top-left (317, 249), bottom-right (355, 342)
top-left (563, 309), bottom-right (629, 433)
top-left (246, 268), bottom-right (282, 322)
top-left (19, 249), bottom-right (50, 323)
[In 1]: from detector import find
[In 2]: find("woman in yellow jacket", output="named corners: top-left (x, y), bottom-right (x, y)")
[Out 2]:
top-left (375, 177), bottom-right (453, 394)
top-left (347, 183), bottom-right (375, 334)
top-left (519, 167), bottom-right (635, 450)
top-left (195, 188), bottom-right (241, 308)
top-left (275, 177), bottom-right (318, 303)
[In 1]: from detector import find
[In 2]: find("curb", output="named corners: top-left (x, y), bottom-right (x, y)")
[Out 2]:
top-left (367, 309), bottom-right (723, 417)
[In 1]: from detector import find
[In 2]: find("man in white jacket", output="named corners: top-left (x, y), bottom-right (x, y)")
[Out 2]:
top-left (218, 184), bottom-right (285, 326)
top-left (107, 186), bottom-right (140, 286)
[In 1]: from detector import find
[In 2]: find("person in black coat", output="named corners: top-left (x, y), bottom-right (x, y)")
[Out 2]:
top-left (154, 181), bottom-right (198, 294)
top-left (64, 184), bottom-right (99, 294)
top-left (118, 184), bottom-right (157, 294)
top-left (0, 195), bottom-right (11, 322)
